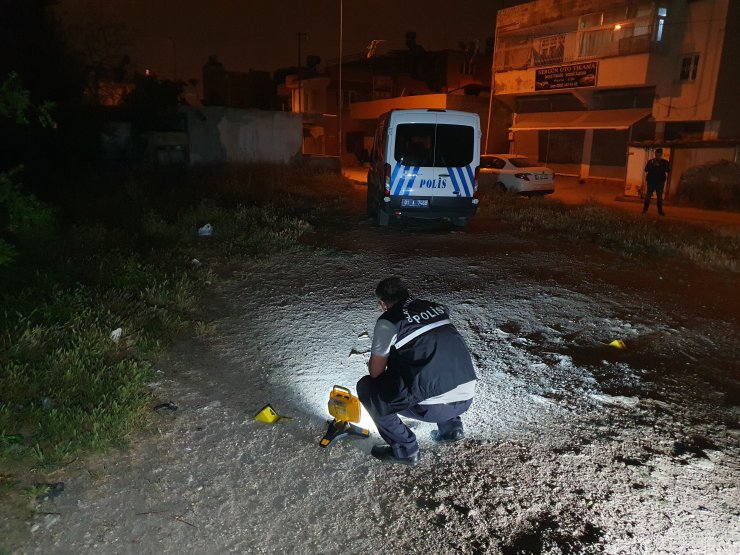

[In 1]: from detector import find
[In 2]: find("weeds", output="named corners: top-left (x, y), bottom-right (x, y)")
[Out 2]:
top-left (0, 164), bottom-right (351, 468)
top-left (478, 190), bottom-right (739, 272)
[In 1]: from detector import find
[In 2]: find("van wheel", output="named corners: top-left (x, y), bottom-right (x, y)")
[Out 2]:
top-left (497, 182), bottom-right (507, 193)
top-left (376, 204), bottom-right (390, 227)
top-left (452, 217), bottom-right (467, 228)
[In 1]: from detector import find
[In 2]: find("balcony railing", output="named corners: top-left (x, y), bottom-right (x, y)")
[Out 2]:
top-left (495, 23), bottom-right (654, 72)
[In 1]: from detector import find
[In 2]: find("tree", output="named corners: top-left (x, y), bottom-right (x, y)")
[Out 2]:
top-left (121, 74), bottom-right (185, 133)
top-left (0, 73), bottom-right (56, 266)
top-left (0, 0), bottom-right (100, 199)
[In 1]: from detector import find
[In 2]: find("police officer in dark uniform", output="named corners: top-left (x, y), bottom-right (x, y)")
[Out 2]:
top-left (357, 277), bottom-right (477, 466)
top-left (643, 148), bottom-right (670, 216)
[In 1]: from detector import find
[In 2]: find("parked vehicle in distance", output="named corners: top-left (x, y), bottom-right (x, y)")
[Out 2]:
top-left (479, 154), bottom-right (555, 196)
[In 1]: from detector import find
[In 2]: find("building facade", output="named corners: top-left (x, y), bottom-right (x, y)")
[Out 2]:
top-left (279, 34), bottom-right (505, 163)
top-left (494, 0), bottom-right (740, 189)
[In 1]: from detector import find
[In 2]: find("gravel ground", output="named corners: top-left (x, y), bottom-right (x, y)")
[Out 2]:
top-left (9, 220), bottom-right (740, 554)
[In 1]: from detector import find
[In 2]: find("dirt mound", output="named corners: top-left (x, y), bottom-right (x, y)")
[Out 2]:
top-left (676, 159), bottom-right (740, 211)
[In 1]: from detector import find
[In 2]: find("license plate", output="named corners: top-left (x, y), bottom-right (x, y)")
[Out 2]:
top-left (535, 174), bottom-right (548, 180)
top-left (401, 199), bottom-right (429, 207)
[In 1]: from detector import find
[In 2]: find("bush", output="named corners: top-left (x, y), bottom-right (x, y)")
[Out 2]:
top-left (675, 160), bottom-right (740, 211)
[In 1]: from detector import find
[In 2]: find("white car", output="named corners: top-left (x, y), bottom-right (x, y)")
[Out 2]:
top-left (479, 154), bottom-right (555, 195)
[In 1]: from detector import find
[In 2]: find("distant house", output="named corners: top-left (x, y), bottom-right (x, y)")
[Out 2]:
top-left (278, 32), bottom-right (509, 163)
top-left (202, 55), bottom-right (276, 111)
top-left (493, 0), bottom-right (740, 194)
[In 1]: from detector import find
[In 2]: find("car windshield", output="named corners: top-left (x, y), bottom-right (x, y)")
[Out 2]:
top-left (395, 123), bottom-right (474, 167)
top-left (508, 157), bottom-right (533, 168)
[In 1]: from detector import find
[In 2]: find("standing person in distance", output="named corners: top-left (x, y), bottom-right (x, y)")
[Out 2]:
top-left (357, 277), bottom-right (477, 466)
top-left (643, 148), bottom-right (670, 216)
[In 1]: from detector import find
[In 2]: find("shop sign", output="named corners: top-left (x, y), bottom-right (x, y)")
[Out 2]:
top-left (535, 62), bottom-right (598, 91)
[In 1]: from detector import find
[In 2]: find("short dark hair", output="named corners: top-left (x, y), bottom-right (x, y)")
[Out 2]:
top-left (655, 148), bottom-right (663, 154)
top-left (375, 277), bottom-right (409, 306)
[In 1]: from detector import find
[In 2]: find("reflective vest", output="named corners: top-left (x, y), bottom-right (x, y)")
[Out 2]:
top-left (380, 298), bottom-right (477, 404)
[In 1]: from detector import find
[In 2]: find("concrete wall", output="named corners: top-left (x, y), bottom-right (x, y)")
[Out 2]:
top-left (183, 107), bottom-right (302, 165)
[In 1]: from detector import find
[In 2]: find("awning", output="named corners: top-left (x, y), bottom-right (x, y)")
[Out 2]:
top-left (511, 108), bottom-right (651, 131)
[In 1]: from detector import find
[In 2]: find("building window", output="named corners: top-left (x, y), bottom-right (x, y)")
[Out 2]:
top-left (538, 35), bottom-right (565, 64)
top-left (679, 54), bottom-right (700, 81)
top-left (656, 7), bottom-right (667, 42)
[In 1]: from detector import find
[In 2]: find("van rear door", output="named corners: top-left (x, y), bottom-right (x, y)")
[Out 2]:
top-left (389, 114), bottom-right (476, 205)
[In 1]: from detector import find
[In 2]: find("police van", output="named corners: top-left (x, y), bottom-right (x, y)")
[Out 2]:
top-left (366, 109), bottom-right (481, 227)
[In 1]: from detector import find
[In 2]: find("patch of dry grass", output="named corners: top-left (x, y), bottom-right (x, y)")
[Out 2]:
top-left (477, 190), bottom-right (739, 272)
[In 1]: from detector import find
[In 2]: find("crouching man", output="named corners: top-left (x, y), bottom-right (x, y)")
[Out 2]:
top-left (357, 277), bottom-right (477, 466)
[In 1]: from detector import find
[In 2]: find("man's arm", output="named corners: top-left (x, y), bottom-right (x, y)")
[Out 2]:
top-left (368, 354), bottom-right (388, 378)
top-left (368, 318), bottom-right (396, 378)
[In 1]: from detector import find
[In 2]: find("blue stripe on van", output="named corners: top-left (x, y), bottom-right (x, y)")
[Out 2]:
top-left (447, 167), bottom-right (461, 195)
top-left (390, 162), bottom-right (403, 195)
top-left (465, 165), bottom-right (475, 190)
top-left (456, 167), bottom-right (471, 197)
top-left (394, 172), bottom-right (407, 196)
top-left (403, 166), bottom-right (421, 196)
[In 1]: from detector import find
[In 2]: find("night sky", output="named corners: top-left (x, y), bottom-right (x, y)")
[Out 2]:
top-left (55, 1), bottom-right (518, 83)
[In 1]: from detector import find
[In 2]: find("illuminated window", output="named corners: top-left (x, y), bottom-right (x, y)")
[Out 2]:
top-left (656, 7), bottom-right (667, 42)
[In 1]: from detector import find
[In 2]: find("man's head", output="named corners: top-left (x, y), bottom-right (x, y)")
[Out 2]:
top-left (375, 277), bottom-right (409, 310)
top-left (655, 148), bottom-right (663, 159)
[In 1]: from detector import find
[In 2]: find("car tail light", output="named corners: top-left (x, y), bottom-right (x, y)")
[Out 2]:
top-left (514, 173), bottom-right (531, 181)
top-left (384, 163), bottom-right (391, 195)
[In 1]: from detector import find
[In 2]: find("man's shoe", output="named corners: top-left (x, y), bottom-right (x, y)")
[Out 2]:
top-left (370, 445), bottom-right (420, 466)
top-left (430, 429), bottom-right (465, 443)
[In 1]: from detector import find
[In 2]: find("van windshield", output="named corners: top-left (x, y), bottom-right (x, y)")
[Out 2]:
top-left (394, 123), bottom-right (474, 167)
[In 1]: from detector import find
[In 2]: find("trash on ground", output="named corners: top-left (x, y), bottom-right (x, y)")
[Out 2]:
top-left (197, 223), bottom-right (213, 237)
top-left (110, 327), bottom-right (123, 343)
top-left (608, 339), bottom-right (627, 349)
top-left (153, 401), bottom-right (178, 412)
top-left (191, 258), bottom-right (201, 266)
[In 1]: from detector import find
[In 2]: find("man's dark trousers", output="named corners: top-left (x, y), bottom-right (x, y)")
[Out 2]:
top-left (643, 180), bottom-right (665, 213)
top-left (357, 374), bottom-right (472, 458)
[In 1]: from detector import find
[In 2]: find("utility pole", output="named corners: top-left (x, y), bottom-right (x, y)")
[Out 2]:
top-left (338, 0), bottom-right (343, 158)
top-left (297, 32), bottom-right (307, 113)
